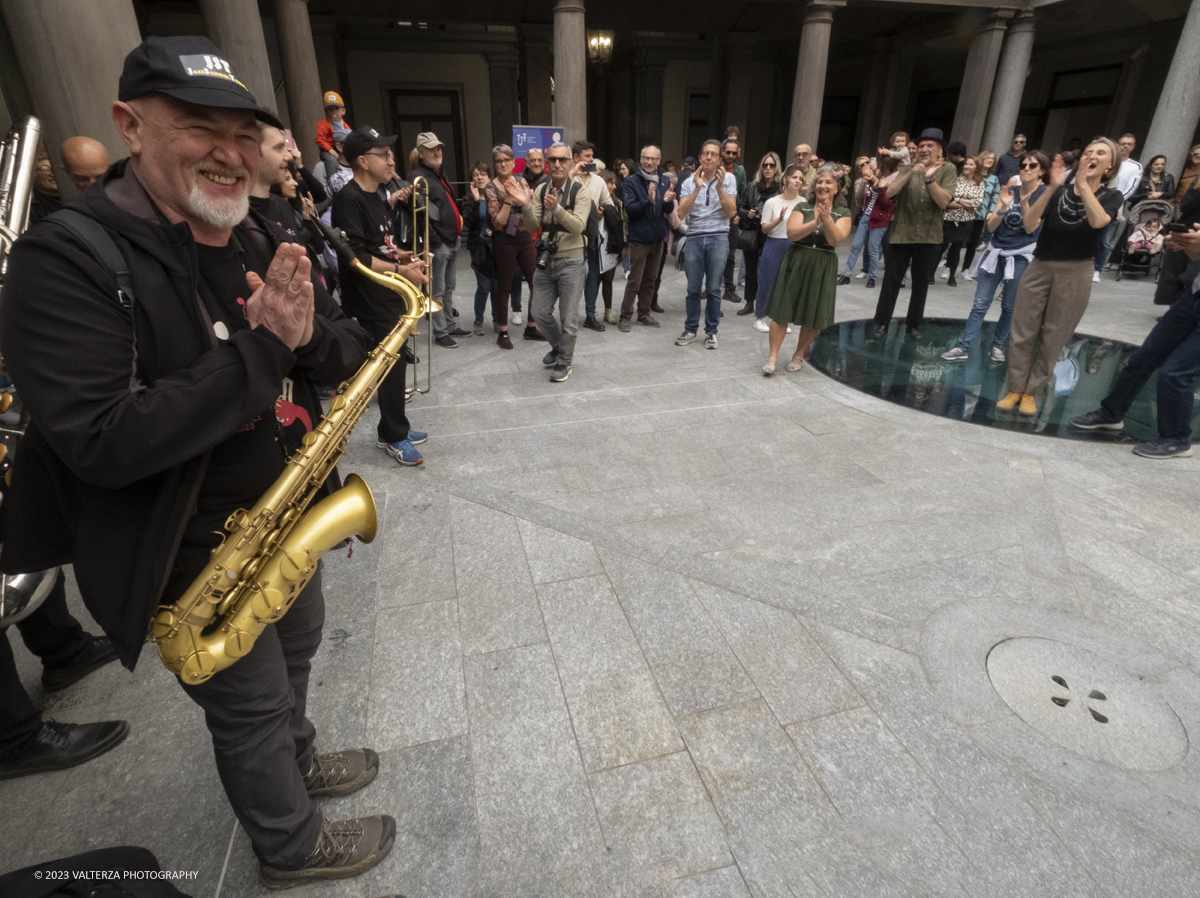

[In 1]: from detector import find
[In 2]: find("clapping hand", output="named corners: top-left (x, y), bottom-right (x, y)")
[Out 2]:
top-left (663, 184), bottom-right (676, 204)
top-left (648, 181), bottom-right (657, 202)
top-left (543, 186), bottom-right (560, 213)
top-left (998, 184), bottom-right (1014, 207)
top-left (244, 243), bottom-right (314, 351)
top-left (506, 178), bottom-right (532, 207)
top-left (1049, 154), bottom-right (1068, 188)
top-left (815, 197), bottom-right (833, 220)
top-left (388, 185), bottom-right (413, 206)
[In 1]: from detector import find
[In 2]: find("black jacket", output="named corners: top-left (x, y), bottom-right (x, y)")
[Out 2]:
top-left (407, 162), bottom-right (462, 249)
top-left (738, 181), bottom-right (782, 234)
top-left (1128, 173), bottom-right (1176, 208)
top-left (0, 159), bottom-right (370, 667)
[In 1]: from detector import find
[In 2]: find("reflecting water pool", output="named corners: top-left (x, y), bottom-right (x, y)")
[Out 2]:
top-left (807, 319), bottom-right (1197, 443)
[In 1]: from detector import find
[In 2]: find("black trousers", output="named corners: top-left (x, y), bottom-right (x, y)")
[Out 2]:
top-left (723, 218), bottom-right (739, 292)
top-left (177, 562), bottom-right (326, 867)
top-left (358, 316), bottom-right (411, 444)
top-left (874, 243), bottom-right (942, 329)
top-left (0, 574), bottom-right (87, 760)
top-left (743, 237), bottom-right (761, 306)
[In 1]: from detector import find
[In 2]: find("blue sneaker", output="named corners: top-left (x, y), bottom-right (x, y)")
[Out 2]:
top-left (1132, 438), bottom-right (1193, 459)
top-left (377, 439), bottom-right (423, 465)
top-left (405, 431), bottom-right (428, 445)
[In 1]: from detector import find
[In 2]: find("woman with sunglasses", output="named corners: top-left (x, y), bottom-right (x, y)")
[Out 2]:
top-left (735, 152), bottom-right (784, 318)
top-left (997, 139), bottom-right (1124, 415)
top-left (942, 150), bottom-right (1049, 364)
top-left (485, 144), bottom-right (544, 348)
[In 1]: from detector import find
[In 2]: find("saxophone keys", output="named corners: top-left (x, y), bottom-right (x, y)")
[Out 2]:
top-left (180, 650), bottom-right (216, 683)
top-left (279, 551), bottom-right (310, 582)
top-left (252, 586), bottom-right (287, 622)
top-left (224, 628), bottom-right (255, 659)
top-left (150, 608), bottom-right (177, 640)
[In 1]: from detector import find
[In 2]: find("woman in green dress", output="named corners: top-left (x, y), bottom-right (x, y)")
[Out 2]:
top-left (764, 167), bottom-right (852, 374)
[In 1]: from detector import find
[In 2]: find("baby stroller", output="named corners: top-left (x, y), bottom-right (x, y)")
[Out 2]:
top-left (1116, 197), bottom-right (1174, 281)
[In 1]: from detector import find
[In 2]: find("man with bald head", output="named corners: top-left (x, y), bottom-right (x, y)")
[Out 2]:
top-left (0, 36), bottom-right (389, 888)
top-left (60, 136), bottom-right (110, 191)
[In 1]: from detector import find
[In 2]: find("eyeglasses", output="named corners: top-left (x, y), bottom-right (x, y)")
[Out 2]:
top-left (495, 157), bottom-right (514, 165)
top-left (762, 162), bottom-right (776, 169)
top-left (547, 156), bottom-right (570, 166)
top-left (364, 150), bottom-right (393, 160)
top-left (1019, 162), bottom-right (1040, 170)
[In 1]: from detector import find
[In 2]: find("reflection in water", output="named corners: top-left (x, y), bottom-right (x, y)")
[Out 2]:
top-left (810, 319), bottom-right (1193, 443)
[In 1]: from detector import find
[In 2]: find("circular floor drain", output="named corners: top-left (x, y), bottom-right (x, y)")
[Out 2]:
top-left (986, 637), bottom-right (1188, 772)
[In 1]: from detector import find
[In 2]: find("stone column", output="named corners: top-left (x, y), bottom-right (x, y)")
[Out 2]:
top-left (634, 56), bottom-right (666, 155)
top-left (521, 24), bottom-right (554, 126)
top-left (981, 10), bottom-right (1036, 157)
top-left (723, 34), bottom-right (755, 154)
top-left (951, 10), bottom-right (1013, 154)
top-left (196, 0), bottom-right (276, 114)
top-left (1105, 43), bottom-right (1148, 139)
top-left (787, 0), bottom-right (845, 155)
top-left (879, 52), bottom-right (914, 142)
top-left (487, 50), bottom-right (521, 149)
top-left (274, 0), bottom-right (324, 160)
top-left (552, 0), bottom-right (587, 144)
top-left (0, 0), bottom-right (141, 197)
top-left (1144, 0), bottom-right (1200, 180)
top-left (854, 39), bottom-right (891, 157)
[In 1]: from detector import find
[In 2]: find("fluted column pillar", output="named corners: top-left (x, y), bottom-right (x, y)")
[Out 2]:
top-left (487, 50), bottom-right (521, 149)
top-left (787, 0), bottom-right (845, 155)
top-left (951, 10), bottom-right (1013, 154)
top-left (197, 0), bottom-right (276, 115)
top-left (0, 0), bottom-right (141, 197)
top-left (981, 10), bottom-right (1036, 157)
top-left (1144, 0), bottom-right (1200, 180)
top-left (274, 0), bottom-right (324, 159)
top-left (553, 0), bottom-right (587, 144)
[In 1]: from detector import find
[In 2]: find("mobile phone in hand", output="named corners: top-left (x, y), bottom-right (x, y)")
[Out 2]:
top-left (583, 162), bottom-right (597, 173)
top-left (1164, 222), bottom-right (1194, 234)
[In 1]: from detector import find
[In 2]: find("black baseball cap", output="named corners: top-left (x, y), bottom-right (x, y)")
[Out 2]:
top-left (343, 126), bottom-right (397, 164)
top-left (118, 36), bottom-right (283, 129)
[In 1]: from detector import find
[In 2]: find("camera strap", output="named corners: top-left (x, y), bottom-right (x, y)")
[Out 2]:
top-left (538, 179), bottom-right (581, 244)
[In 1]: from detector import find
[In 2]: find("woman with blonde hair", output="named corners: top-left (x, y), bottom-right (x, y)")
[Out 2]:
top-left (998, 139), bottom-right (1125, 414)
top-left (735, 151), bottom-right (784, 318)
top-left (762, 166), bottom-right (852, 374)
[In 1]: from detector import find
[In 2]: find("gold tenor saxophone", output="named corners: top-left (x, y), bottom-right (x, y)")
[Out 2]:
top-left (151, 220), bottom-right (441, 684)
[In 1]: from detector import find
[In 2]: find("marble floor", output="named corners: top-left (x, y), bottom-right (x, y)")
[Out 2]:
top-left (4, 248), bottom-right (1200, 898)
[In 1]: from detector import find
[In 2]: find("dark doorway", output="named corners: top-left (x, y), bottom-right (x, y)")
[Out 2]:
top-left (389, 89), bottom-right (466, 184)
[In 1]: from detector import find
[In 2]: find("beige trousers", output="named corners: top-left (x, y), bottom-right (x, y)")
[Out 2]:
top-left (1004, 258), bottom-right (1094, 396)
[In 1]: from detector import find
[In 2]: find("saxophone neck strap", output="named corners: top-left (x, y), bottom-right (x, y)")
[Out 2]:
top-left (44, 208), bottom-right (136, 316)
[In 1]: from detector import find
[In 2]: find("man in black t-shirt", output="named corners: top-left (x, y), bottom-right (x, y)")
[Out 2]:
top-left (331, 126), bottom-right (430, 465)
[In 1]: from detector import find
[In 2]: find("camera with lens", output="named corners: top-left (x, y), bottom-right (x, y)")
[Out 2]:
top-left (535, 236), bottom-right (557, 270)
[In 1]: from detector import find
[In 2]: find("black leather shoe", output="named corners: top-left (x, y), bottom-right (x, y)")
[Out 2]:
top-left (650, 303), bottom-right (665, 314)
top-left (836, 275), bottom-right (851, 286)
top-left (0, 719), bottom-right (129, 780)
top-left (583, 317), bottom-right (606, 332)
top-left (523, 328), bottom-right (547, 342)
top-left (736, 303), bottom-right (754, 316)
top-left (866, 278), bottom-right (876, 288)
top-left (42, 636), bottom-right (120, 693)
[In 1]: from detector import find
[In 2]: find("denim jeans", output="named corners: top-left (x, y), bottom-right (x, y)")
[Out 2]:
top-left (1102, 288), bottom-right (1200, 442)
top-left (430, 242), bottom-right (458, 339)
top-left (842, 219), bottom-right (884, 279)
top-left (584, 243), bottom-right (601, 319)
top-left (1094, 218), bottom-right (1119, 272)
top-left (956, 255), bottom-right (1029, 352)
top-left (683, 233), bottom-right (729, 335)
top-left (474, 270), bottom-right (497, 324)
top-left (532, 255), bottom-right (586, 365)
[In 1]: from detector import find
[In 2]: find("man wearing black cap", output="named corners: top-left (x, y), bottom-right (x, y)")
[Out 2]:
top-left (872, 128), bottom-right (957, 338)
top-left (332, 126), bottom-right (429, 466)
top-left (0, 36), bottom-right (392, 888)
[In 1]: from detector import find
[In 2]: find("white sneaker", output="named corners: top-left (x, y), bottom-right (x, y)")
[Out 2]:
top-left (754, 317), bottom-right (770, 333)
top-left (854, 272), bottom-right (866, 279)
top-left (786, 324), bottom-right (793, 334)
top-left (512, 311), bottom-right (524, 326)
top-left (1092, 271), bottom-right (1101, 283)
top-left (990, 346), bottom-right (1006, 362)
top-left (940, 269), bottom-right (949, 280)
top-left (960, 271), bottom-right (973, 281)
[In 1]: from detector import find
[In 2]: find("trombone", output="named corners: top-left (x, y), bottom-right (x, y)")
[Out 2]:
top-left (408, 176), bottom-right (432, 396)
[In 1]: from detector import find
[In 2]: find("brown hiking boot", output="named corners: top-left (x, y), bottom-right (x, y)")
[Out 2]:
top-left (303, 748), bottom-right (379, 798)
top-left (259, 815), bottom-right (395, 890)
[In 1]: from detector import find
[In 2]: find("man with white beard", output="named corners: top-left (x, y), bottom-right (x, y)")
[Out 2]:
top-left (0, 37), bottom-right (390, 889)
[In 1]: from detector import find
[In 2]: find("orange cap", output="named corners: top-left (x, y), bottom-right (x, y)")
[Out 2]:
top-left (323, 91), bottom-right (344, 108)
